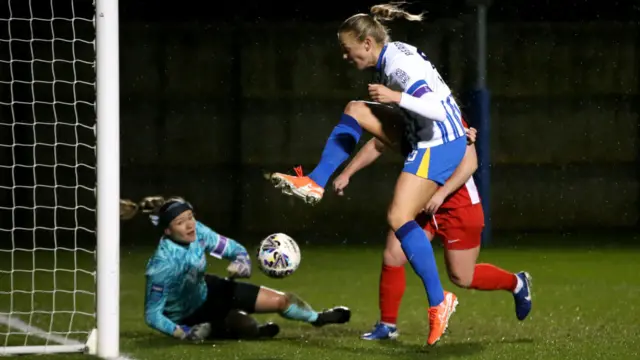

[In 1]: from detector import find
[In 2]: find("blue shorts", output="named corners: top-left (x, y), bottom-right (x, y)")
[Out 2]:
top-left (402, 136), bottom-right (467, 185)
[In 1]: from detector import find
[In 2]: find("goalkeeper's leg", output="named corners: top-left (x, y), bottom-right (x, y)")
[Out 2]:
top-left (180, 276), bottom-right (280, 340)
top-left (200, 275), bottom-right (350, 331)
top-left (219, 310), bottom-right (280, 340)
top-left (252, 286), bottom-right (351, 327)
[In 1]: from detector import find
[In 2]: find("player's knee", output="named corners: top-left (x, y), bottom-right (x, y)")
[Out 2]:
top-left (386, 211), bottom-right (402, 232)
top-left (448, 269), bottom-right (473, 289)
top-left (386, 206), bottom-right (412, 232)
top-left (274, 293), bottom-right (290, 312)
top-left (343, 101), bottom-right (370, 121)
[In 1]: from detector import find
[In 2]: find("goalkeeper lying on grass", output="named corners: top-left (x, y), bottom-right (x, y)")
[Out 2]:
top-left (143, 197), bottom-right (351, 341)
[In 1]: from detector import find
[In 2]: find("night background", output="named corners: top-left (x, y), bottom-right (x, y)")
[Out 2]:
top-left (1, 0), bottom-right (639, 359)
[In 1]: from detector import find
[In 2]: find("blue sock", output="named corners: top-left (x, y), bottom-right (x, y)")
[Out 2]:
top-left (307, 114), bottom-right (362, 188)
top-left (281, 303), bottom-right (319, 323)
top-left (396, 220), bottom-right (445, 307)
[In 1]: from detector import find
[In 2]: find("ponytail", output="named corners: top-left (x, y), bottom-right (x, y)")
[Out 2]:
top-left (339, 2), bottom-right (424, 44)
top-left (370, 2), bottom-right (424, 23)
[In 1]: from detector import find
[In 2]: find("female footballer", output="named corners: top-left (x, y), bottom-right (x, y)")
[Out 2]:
top-left (333, 122), bottom-right (533, 340)
top-left (143, 198), bottom-right (351, 341)
top-left (269, 3), bottom-right (466, 345)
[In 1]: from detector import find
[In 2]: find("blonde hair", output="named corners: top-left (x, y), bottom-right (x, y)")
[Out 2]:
top-left (339, 2), bottom-right (424, 44)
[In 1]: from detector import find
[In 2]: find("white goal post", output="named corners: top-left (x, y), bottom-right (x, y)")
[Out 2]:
top-left (0, 0), bottom-right (119, 358)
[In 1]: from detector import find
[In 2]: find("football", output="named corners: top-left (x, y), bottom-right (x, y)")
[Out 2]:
top-left (257, 233), bottom-right (301, 278)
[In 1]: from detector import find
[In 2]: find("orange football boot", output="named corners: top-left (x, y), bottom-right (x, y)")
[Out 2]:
top-left (427, 291), bottom-right (458, 345)
top-left (270, 166), bottom-right (324, 205)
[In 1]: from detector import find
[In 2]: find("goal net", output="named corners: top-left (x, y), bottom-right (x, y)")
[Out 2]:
top-left (0, 0), bottom-right (119, 357)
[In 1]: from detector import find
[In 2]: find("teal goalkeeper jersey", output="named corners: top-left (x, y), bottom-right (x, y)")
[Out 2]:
top-left (143, 221), bottom-right (247, 336)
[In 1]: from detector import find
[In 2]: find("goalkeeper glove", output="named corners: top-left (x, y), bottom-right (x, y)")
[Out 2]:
top-left (173, 323), bottom-right (211, 342)
top-left (119, 199), bottom-right (139, 220)
top-left (139, 196), bottom-right (167, 214)
top-left (227, 252), bottom-right (251, 279)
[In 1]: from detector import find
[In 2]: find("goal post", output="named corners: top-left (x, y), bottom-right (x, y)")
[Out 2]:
top-left (96, 0), bottom-right (120, 358)
top-left (0, 0), bottom-right (120, 357)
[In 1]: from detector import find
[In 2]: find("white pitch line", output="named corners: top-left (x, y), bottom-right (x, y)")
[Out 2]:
top-left (0, 315), bottom-right (135, 359)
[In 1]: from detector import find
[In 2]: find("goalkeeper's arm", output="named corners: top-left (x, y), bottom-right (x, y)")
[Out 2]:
top-left (197, 221), bottom-right (251, 278)
top-left (145, 270), bottom-right (211, 341)
top-left (198, 221), bottom-right (248, 261)
top-left (144, 277), bottom-right (184, 338)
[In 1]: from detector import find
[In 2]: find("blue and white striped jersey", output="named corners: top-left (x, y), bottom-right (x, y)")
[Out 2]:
top-left (376, 41), bottom-right (466, 147)
top-left (143, 221), bottom-right (247, 336)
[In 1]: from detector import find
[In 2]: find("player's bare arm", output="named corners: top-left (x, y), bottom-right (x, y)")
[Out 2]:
top-left (333, 138), bottom-right (387, 195)
top-left (343, 138), bottom-right (386, 178)
top-left (424, 143), bottom-right (478, 215)
top-left (439, 144), bottom-right (478, 197)
top-left (333, 138), bottom-right (386, 194)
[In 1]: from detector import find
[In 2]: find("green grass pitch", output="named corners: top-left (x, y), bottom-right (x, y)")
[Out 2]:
top-left (1, 233), bottom-right (639, 359)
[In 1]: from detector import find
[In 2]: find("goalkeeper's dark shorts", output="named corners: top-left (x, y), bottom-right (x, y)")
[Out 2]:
top-left (179, 274), bottom-right (260, 336)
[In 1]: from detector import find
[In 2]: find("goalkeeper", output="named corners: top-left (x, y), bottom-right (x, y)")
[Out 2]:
top-left (144, 198), bottom-right (351, 341)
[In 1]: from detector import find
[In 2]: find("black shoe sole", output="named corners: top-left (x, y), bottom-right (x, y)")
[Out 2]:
top-left (313, 306), bottom-right (351, 327)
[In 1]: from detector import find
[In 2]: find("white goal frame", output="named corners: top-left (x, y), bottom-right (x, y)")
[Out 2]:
top-left (95, 0), bottom-right (120, 358)
top-left (0, 0), bottom-right (120, 358)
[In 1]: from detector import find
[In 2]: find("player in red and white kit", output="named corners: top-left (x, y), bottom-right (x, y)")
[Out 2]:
top-left (333, 121), bottom-right (533, 341)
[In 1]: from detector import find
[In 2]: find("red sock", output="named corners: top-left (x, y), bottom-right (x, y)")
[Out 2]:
top-left (470, 263), bottom-right (517, 291)
top-left (379, 264), bottom-right (406, 325)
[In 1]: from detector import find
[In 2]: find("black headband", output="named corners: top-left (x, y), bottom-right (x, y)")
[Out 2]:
top-left (157, 201), bottom-right (193, 229)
